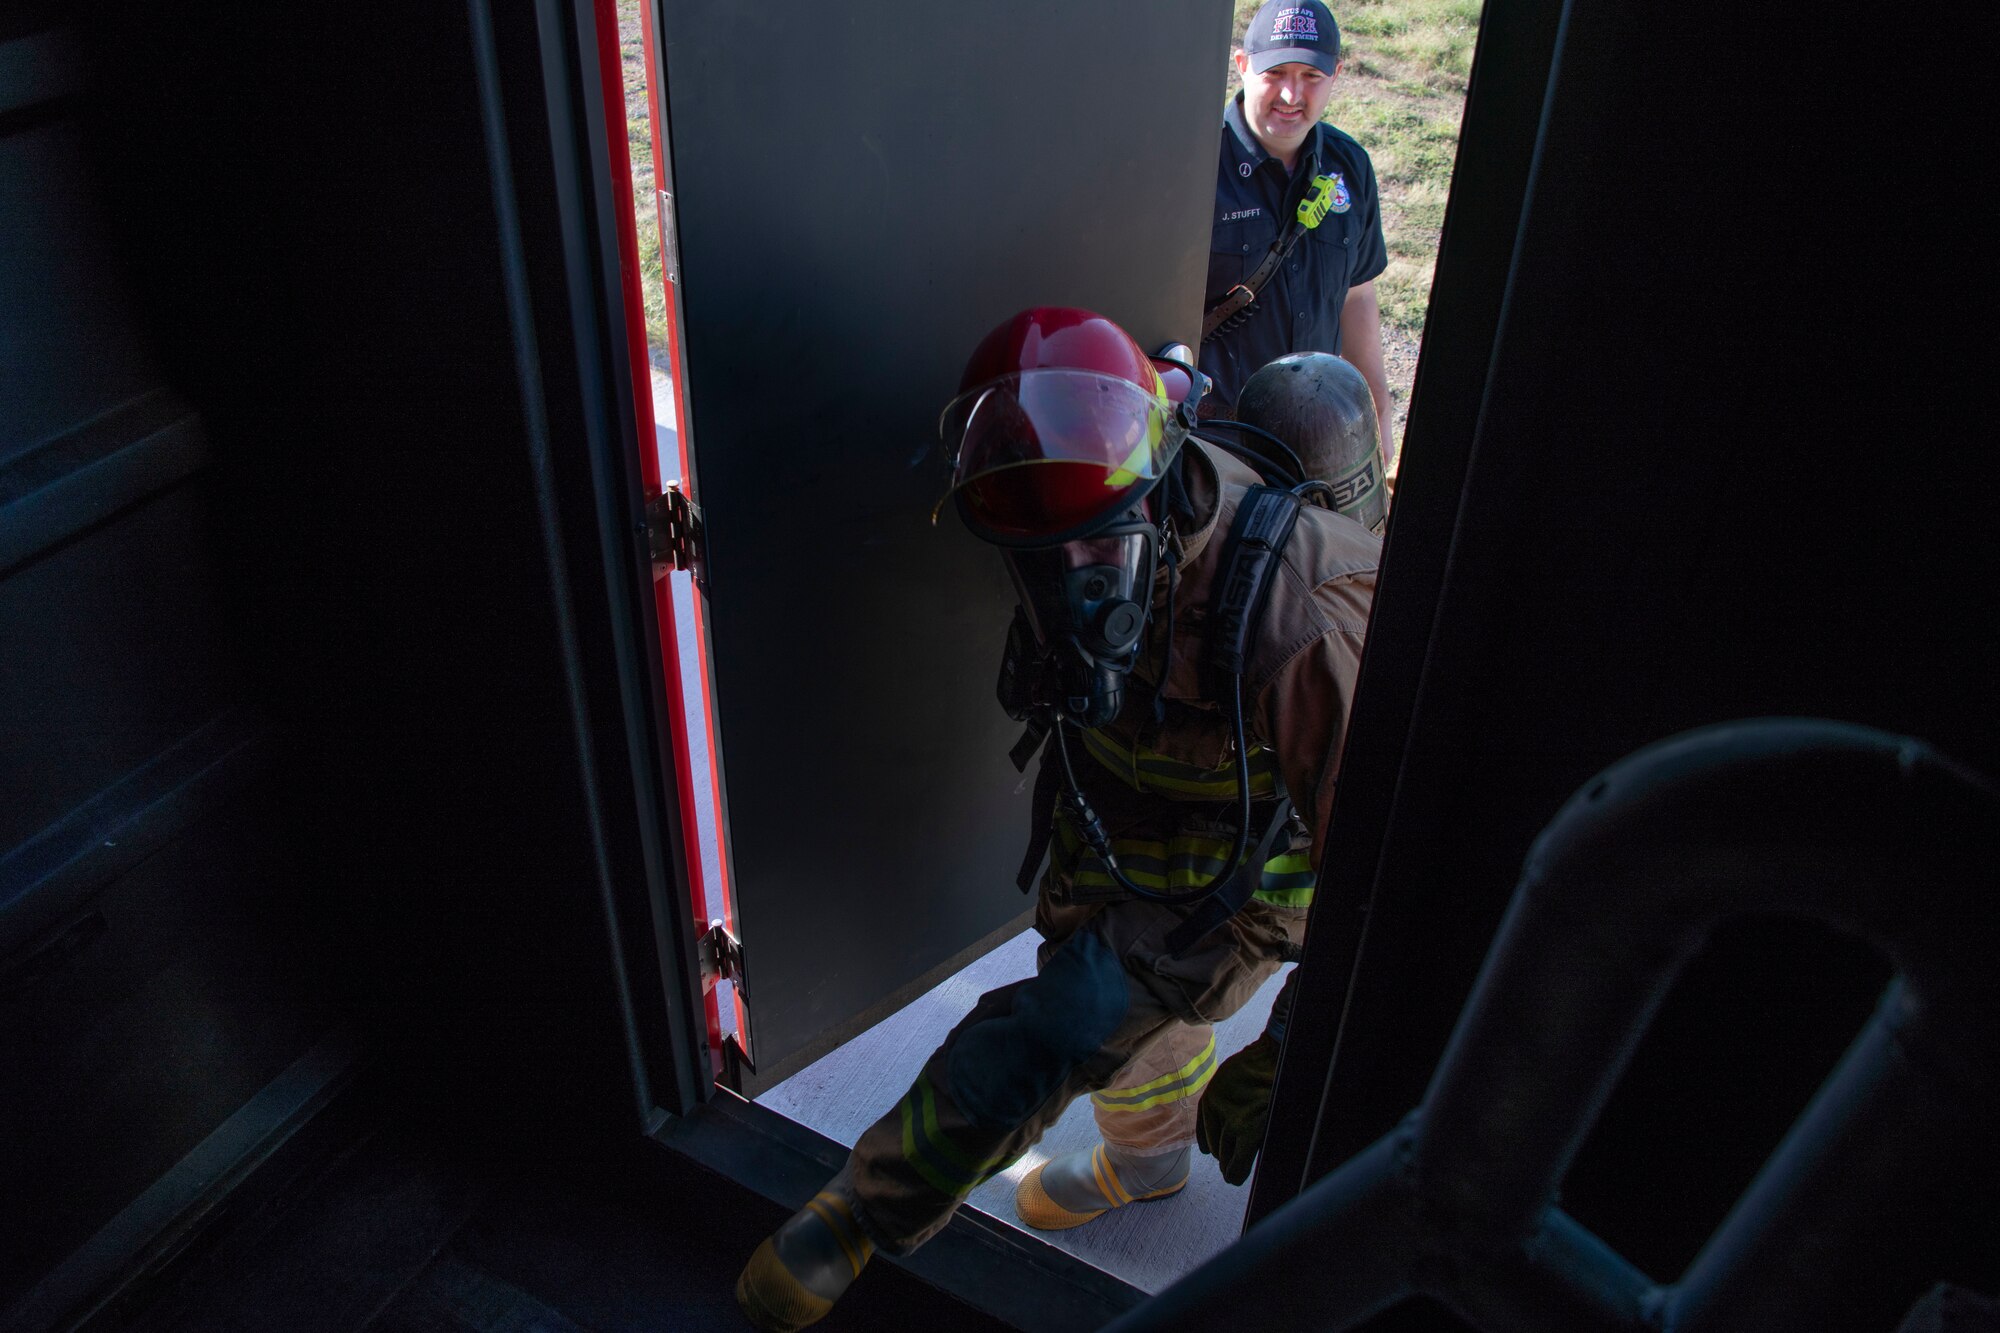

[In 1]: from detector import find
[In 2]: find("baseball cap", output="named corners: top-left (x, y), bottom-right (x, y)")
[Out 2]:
top-left (1243, 0), bottom-right (1341, 75)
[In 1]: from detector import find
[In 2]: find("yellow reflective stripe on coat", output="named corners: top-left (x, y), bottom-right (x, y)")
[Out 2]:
top-left (1079, 727), bottom-right (1281, 801)
top-left (1051, 813), bottom-right (1315, 908)
top-left (1092, 1036), bottom-right (1219, 1112)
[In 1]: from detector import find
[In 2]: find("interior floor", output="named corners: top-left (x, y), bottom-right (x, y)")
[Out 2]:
top-left (757, 928), bottom-right (1292, 1294)
top-left (112, 1107), bottom-right (1015, 1333)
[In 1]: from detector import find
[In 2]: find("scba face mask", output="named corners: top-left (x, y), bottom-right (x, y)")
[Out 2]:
top-left (997, 516), bottom-right (1158, 730)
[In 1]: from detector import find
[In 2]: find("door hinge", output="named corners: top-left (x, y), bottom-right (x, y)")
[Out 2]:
top-left (699, 919), bottom-right (744, 990)
top-left (646, 481), bottom-right (703, 580)
top-left (656, 189), bottom-right (678, 285)
top-left (701, 920), bottom-right (758, 1089)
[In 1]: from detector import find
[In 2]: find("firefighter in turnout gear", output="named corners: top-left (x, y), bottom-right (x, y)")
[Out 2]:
top-left (736, 308), bottom-right (1379, 1331)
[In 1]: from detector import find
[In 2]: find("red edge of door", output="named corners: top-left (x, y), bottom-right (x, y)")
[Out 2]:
top-left (590, 0), bottom-right (746, 1076)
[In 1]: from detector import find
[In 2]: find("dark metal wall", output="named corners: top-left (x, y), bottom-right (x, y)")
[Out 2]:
top-left (0, 24), bottom-right (337, 1313)
top-left (1254, 0), bottom-right (1996, 1318)
top-left (75, 0), bottom-right (703, 1122)
top-left (652, 0), bottom-right (1235, 1079)
top-left (4, 5), bottom-right (705, 1321)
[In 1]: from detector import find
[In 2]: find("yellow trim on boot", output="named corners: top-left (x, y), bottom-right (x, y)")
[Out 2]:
top-left (735, 1236), bottom-right (834, 1333)
top-left (1092, 1145), bottom-right (1134, 1206)
top-left (1015, 1162), bottom-right (1108, 1231)
top-left (802, 1200), bottom-right (857, 1278)
top-left (1015, 1153), bottom-right (1189, 1231)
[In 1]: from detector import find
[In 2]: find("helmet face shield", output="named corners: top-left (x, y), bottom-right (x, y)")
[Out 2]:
top-left (937, 370), bottom-right (1185, 547)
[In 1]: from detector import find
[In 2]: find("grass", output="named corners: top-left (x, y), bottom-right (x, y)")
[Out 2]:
top-left (616, 0), bottom-right (1481, 439)
top-left (615, 1), bottom-right (671, 359)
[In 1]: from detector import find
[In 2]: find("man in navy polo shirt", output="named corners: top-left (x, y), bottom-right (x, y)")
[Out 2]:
top-left (1202, 0), bottom-right (1393, 477)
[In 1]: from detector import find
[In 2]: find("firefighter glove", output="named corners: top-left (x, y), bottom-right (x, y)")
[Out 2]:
top-left (1195, 1032), bottom-right (1281, 1186)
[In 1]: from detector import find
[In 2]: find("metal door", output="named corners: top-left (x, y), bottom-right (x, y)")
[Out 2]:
top-left (638, 0), bottom-right (1232, 1088)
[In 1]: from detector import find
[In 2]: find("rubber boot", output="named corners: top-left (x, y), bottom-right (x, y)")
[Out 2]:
top-left (735, 1185), bottom-right (875, 1332)
top-left (1014, 1143), bottom-right (1190, 1230)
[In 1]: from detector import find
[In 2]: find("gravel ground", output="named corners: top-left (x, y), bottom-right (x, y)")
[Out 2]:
top-left (1382, 322), bottom-right (1422, 475)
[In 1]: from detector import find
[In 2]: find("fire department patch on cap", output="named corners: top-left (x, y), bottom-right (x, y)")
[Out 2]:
top-left (1271, 6), bottom-right (1318, 42)
top-left (1244, 0), bottom-right (1341, 75)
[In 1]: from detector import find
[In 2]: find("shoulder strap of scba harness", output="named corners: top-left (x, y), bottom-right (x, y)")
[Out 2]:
top-left (1204, 484), bottom-right (1305, 698)
top-left (1159, 483), bottom-right (1305, 956)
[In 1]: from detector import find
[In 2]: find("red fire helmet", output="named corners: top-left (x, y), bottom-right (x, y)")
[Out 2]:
top-left (936, 308), bottom-right (1194, 547)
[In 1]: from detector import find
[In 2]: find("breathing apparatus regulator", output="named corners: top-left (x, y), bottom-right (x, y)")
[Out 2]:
top-left (934, 307), bottom-right (1333, 911)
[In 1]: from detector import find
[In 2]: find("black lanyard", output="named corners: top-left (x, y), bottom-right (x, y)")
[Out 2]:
top-left (1201, 134), bottom-right (1325, 341)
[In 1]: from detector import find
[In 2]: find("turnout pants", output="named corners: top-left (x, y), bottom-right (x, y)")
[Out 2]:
top-left (843, 891), bottom-right (1305, 1253)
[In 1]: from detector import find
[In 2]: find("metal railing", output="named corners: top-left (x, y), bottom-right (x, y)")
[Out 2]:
top-left (1110, 719), bottom-right (1999, 1331)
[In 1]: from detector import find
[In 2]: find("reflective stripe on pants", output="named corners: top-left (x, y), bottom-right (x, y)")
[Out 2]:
top-left (845, 893), bottom-right (1304, 1253)
top-left (1091, 1022), bottom-right (1219, 1154)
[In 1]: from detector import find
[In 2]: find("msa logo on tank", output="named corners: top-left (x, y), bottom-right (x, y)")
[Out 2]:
top-left (1329, 454), bottom-right (1378, 510)
top-left (1269, 6), bottom-right (1320, 41)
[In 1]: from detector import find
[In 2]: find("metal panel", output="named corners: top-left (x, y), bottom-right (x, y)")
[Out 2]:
top-left (0, 26), bottom-right (339, 1311)
top-left (0, 116), bottom-right (162, 471)
top-left (0, 481), bottom-right (238, 851)
top-left (653, 0), bottom-right (1231, 1075)
top-left (1252, 0), bottom-right (1999, 1287)
top-left (0, 815), bottom-right (338, 1314)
